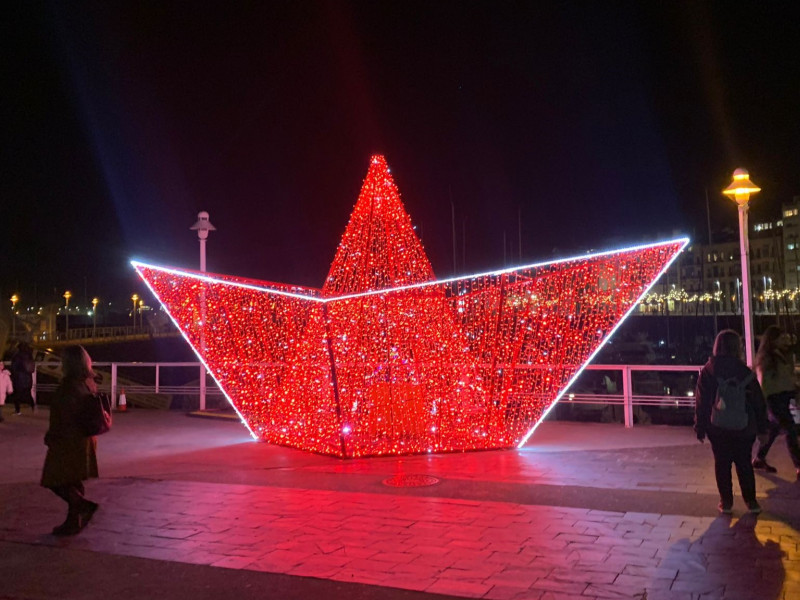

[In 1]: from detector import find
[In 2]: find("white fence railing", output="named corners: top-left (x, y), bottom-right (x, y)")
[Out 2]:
top-left (16, 361), bottom-right (704, 426)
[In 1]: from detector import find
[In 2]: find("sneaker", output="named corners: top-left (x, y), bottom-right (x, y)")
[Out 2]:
top-left (752, 458), bottom-right (778, 473)
top-left (13, 412), bottom-right (21, 416)
top-left (718, 502), bottom-right (733, 515)
top-left (747, 501), bottom-right (762, 514)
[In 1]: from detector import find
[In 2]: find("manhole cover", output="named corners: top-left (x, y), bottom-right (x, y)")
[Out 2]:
top-left (382, 474), bottom-right (440, 487)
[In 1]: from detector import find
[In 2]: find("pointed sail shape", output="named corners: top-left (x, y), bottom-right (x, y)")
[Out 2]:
top-left (133, 155), bottom-right (688, 457)
top-left (322, 155), bottom-right (434, 296)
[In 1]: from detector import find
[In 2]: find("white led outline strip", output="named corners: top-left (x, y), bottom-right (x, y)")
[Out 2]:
top-left (133, 236), bottom-right (690, 448)
top-left (132, 236), bottom-right (689, 303)
top-left (515, 237), bottom-right (690, 448)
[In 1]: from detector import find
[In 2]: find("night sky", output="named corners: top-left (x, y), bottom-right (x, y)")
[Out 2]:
top-left (3, 2), bottom-right (799, 307)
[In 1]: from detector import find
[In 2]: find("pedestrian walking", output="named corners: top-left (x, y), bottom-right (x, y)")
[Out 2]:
top-left (10, 342), bottom-right (35, 414)
top-left (41, 345), bottom-right (100, 536)
top-left (752, 325), bottom-right (800, 479)
top-left (0, 362), bottom-right (13, 422)
top-left (695, 329), bottom-right (768, 514)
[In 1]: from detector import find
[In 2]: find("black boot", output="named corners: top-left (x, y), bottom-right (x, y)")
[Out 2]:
top-left (52, 511), bottom-right (81, 536)
top-left (79, 501), bottom-right (99, 527)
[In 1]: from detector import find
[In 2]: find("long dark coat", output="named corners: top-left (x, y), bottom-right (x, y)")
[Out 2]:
top-left (41, 378), bottom-right (98, 488)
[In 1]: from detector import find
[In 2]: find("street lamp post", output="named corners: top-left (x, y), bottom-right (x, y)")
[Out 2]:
top-left (92, 297), bottom-right (99, 338)
top-left (63, 290), bottom-right (72, 340)
top-left (131, 294), bottom-right (139, 332)
top-left (10, 294), bottom-right (18, 338)
top-left (723, 167), bottom-right (761, 366)
top-left (190, 211), bottom-right (216, 273)
top-left (190, 211), bottom-right (215, 412)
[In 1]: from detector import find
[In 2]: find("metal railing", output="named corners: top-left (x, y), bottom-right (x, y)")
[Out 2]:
top-left (33, 327), bottom-right (181, 344)
top-left (28, 361), bottom-right (222, 411)
top-left (18, 361), bottom-right (703, 425)
top-left (576, 364), bottom-right (701, 427)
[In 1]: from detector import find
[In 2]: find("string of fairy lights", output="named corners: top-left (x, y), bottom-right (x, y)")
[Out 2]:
top-left (639, 288), bottom-right (800, 312)
top-left (135, 156), bottom-right (685, 457)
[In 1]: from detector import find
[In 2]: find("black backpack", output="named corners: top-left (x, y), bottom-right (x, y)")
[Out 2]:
top-left (711, 372), bottom-right (754, 431)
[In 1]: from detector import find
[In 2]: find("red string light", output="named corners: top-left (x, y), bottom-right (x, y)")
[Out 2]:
top-left (134, 155), bottom-right (687, 457)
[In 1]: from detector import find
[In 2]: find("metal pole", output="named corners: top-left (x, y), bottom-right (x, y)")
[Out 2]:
top-left (739, 204), bottom-right (755, 366)
top-left (199, 236), bottom-right (207, 411)
top-left (199, 363), bottom-right (206, 411)
top-left (111, 363), bottom-right (118, 409)
top-left (706, 189), bottom-right (718, 335)
top-left (622, 365), bottom-right (633, 428)
top-left (200, 238), bottom-right (207, 273)
top-left (450, 198), bottom-right (456, 274)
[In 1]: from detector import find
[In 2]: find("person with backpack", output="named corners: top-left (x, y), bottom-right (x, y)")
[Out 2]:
top-left (695, 329), bottom-right (768, 514)
top-left (752, 325), bottom-right (800, 479)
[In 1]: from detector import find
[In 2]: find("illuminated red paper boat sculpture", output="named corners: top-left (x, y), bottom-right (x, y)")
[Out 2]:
top-left (133, 155), bottom-right (687, 457)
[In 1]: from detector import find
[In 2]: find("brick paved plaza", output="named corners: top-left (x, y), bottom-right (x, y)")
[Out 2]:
top-left (1, 407), bottom-right (799, 599)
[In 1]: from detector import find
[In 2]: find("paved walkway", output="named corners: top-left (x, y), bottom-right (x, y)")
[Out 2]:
top-left (1, 406), bottom-right (800, 599)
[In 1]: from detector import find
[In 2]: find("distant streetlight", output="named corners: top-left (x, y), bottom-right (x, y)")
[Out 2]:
top-left (92, 297), bottom-right (99, 337)
top-left (723, 167), bottom-right (761, 366)
top-left (139, 299), bottom-right (144, 331)
top-left (10, 294), bottom-right (18, 337)
top-left (63, 290), bottom-right (72, 340)
top-left (131, 294), bottom-right (139, 331)
top-left (190, 211), bottom-right (216, 273)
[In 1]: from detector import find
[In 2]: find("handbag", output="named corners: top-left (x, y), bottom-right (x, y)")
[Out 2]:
top-left (80, 392), bottom-right (113, 436)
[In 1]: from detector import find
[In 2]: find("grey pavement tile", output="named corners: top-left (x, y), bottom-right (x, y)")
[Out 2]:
top-left (4, 417), bottom-right (800, 599)
top-left (484, 584), bottom-right (545, 600)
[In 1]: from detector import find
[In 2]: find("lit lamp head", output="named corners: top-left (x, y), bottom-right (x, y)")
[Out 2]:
top-left (63, 290), bottom-right (72, 305)
top-left (723, 168), bottom-right (761, 207)
top-left (92, 297), bottom-right (99, 310)
top-left (190, 211), bottom-right (216, 241)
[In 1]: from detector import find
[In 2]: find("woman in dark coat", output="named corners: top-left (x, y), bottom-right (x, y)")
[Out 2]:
top-left (10, 342), bottom-right (35, 414)
top-left (41, 345), bottom-right (100, 536)
top-left (695, 329), bottom-right (768, 515)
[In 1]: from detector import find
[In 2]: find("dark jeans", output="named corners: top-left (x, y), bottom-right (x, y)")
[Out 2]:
top-left (755, 391), bottom-right (800, 469)
top-left (708, 432), bottom-right (757, 507)
top-left (11, 388), bottom-right (35, 413)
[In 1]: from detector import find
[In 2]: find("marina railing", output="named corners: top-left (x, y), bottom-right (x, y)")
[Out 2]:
top-left (19, 361), bottom-right (704, 427)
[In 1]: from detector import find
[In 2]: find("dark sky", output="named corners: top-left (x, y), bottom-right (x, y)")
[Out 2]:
top-left (3, 1), bottom-right (799, 307)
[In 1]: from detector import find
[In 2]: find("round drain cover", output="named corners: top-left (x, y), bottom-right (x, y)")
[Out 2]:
top-left (382, 474), bottom-right (440, 487)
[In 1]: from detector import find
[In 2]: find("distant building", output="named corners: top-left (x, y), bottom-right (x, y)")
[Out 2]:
top-left (643, 198), bottom-right (796, 316)
top-left (782, 196), bottom-right (800, 289)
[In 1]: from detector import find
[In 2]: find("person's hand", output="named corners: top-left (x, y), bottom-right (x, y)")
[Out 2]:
top-left (696, 432), bottom-right (705, 443)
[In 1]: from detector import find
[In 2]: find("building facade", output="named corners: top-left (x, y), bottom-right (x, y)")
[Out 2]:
top-left (642, 196), bottom-right (800, 316)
